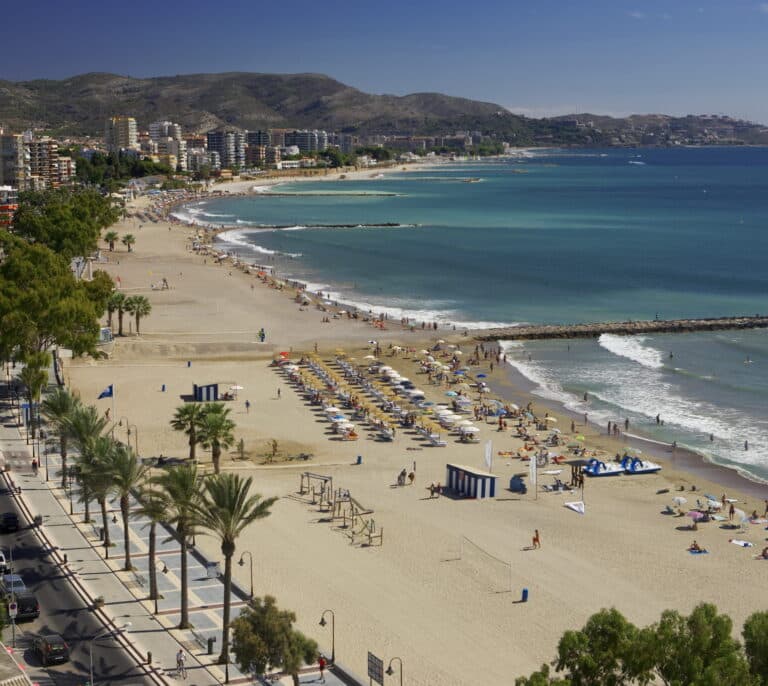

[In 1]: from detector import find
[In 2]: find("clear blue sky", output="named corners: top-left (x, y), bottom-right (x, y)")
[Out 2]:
top-left (3, 0), bottom-right (768, 123)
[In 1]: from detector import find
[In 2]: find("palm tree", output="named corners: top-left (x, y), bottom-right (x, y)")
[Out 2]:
top-left (121, 234), bottom-right (136, 252)
top-left (104, 230), bottom-right (119, 252)
top-left (106, 291), bottom-right (124, 331)
top-left (198, 403), bottom-right (236, 474)
top-left (41, 387), bottom-right (80, 490)
top-left (170, 403), bottom-right (206, 462)
top-left (85, 435), bottom-right (117, 556)
top-left (153, 464), bottom-right (202, 629)
top-left (19, 364), bottom-right (48, 440)
top-left (65, 404), bottom-right (109, 522)
top-left (196, 473), bottom-right (276, 665)
top-left (108, 443), bottom-right (148, 570)
top-left (124, 295), bottom-right (152, 335)
top-left (108, 292), bottom-right (127, 336)
top-left (133, 486), bottom-right (168, 609)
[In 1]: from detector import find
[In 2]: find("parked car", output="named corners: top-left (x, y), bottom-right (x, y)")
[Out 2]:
top-left (0, 574), bottom-right (26, 598)
top-left (9, 590), bottom-right (39, 620)
top-left (0, 512), bottom-right (19, 532)
top-left (33, 634), bottom-right (70, 666)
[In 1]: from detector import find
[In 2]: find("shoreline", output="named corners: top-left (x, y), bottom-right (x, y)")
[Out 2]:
top-left (162, 165), bottom-right (768, 496)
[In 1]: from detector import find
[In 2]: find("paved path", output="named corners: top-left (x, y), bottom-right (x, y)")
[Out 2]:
top-left (1, 380), bottom-right (361, 686)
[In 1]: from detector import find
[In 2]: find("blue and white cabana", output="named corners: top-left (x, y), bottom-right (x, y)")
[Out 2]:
top-left (445, 463), bottom-right (497, 499)
top-left (193, 383), bottom-right (219, 402)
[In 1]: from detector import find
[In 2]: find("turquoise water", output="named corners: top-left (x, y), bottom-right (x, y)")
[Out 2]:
top-left (175, 148), bottom-right (768, 481)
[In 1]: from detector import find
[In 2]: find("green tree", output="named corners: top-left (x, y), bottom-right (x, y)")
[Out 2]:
top-left (649, 604), bottom-right (754, 686)
top-left (12, 188), bottom-right (119, 259)
top-left (0, 233), bottom-right (102, 357)
top-left (133, 486), bottom-right (168, 609)
top-left (152, 464), bottom-right (201, 629)
top-left (743, 611), bottom-right (768, 684)
top-left (83, 271), bottom-right (115, 320)
top-left (83, 435), bottom-right (117, 556)
top-left (107, 443), bottom-right (148, 570)
top-left (170, 403), bottom-right (207, 462)
top-left (65, 403), bottom-right (109, 522)
top-left (196, 474), bottom-right (276, 664)
top-left (109, 292), bottom-right (127, 336)
top-left (19, 359), bottom-right (49, 440)
top-left (124, 295), bottom-right (152, 335)
top-left (515, 665), bottom-right (572, 686)
top-left (41, 387), bottom-right (80, 490)
top-left (198, 403), bottom-right (236, 474)
top-left (121, 234), bottom-right (136, 252)
top-left (554, 608), bottom-right (645, 686)
top-left (231, 595), bottom-right (318, 686)
top-left (103, 230), bottom-right (119, 252)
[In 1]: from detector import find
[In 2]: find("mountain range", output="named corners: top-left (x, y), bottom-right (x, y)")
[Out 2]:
top-left (1, 72), bottom-right (766, 146)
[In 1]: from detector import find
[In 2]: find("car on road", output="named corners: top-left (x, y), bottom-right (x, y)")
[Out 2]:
top-left (0, 574), bottom-right (26, 597)
top-left (0, 512), bottom-right (19, 532)
top-left (9, 590), bottom-right (40, 620)
top-left (33, 634), bottom-right (70, 666)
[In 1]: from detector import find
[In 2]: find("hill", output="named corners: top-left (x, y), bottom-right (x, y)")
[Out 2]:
top-left (1, 72), bottom-right (766, 146)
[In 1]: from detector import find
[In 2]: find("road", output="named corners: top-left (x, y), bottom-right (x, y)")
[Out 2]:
top-left (0, 489), bottom-right (152, 686)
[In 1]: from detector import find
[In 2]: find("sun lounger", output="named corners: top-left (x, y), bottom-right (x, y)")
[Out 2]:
top-left (428, 436), bottom-right (447, 447)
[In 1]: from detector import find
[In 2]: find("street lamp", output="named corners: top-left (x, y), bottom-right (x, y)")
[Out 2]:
top-left (385, 657), bottom-right (403, 686)
top-left (318, 609), bottom-right (335, 664)
top-left (125, 424), bottom-right (139, 456)
top-left (89, 622), bottom-right (131, 686)
top-left (238, 551), bottom-right (253, 598)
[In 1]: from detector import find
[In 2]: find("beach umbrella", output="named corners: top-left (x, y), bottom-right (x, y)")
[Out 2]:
top-left (230, 385), bottom-right (244, 391)
top-left (509, 403), bottom-right (520, 411)
top-left (551, 428), bottom-right (562, 434)
top-left (545, 416), bottom-right (558, 423)
top-left (672, 496), bottom-right (688, 507)
top-left (687, 511), bottom-right (705, 521)
top-left (476, 373), bottom-right (487, 378)
top-left (576, 434), bottom-right (585, 441)
top-left (461, 426), bottom-right (480, 433)
top-left (707, 500), bottom-right (722, 510)
top-left (453, 370), bottom-right (466, 375)
top-left (453, 350), bottom-right (463, 355)
top-left (445, 391), bottom-right (458, 397)
top-left (567, 442), bottom-right (581, 449)
top-left (733, 508), bottom-right (747, 523)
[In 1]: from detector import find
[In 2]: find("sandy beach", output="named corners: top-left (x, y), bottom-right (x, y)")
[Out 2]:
top-left (66, 174), bottom-right (768, 685)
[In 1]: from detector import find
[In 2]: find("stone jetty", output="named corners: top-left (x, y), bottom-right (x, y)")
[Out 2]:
top-left (476, 315), bottom-right (768, 342)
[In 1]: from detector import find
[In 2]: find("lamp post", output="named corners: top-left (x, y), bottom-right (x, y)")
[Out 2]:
top-left (126, 424), bottom-right (139, 456)
top-left (238, 551), bottom-right (253, 598)
top-left (153, 558), bottom-right (169, 614)
top-left (89, 623), bottom-right (131, 686)
top-left (114, 415), bottom-right (130, 440)
top-left (385, 657), bottom-right (403, 686)
top-left (319, 609), bottom-right (335, 664)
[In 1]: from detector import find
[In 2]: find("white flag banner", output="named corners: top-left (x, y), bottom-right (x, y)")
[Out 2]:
top-left (529, 455), bottom-right (537, 490)
top-left (484, 440), bottom-right (493, 472)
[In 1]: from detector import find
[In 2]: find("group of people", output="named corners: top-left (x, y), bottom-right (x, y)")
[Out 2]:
top-left (396, 468), bottom-right (415, 486)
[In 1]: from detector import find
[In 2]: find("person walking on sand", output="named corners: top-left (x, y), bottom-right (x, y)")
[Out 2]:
top-left (729, 503), bottom-right (735, 521)
top-left (277, 388), bottom-right (281, 399)
top-left (176, 649), bottom-right (187, 679)
top-left (245, 399), bottom-right (251, 414)
top-left (532, 529), bottom-right (541, 549)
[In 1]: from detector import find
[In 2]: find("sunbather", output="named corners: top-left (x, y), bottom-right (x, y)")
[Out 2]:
top-left (760, 547), bottom-right (768, 559)
top-left (689, 540), bottom-right (707, 553)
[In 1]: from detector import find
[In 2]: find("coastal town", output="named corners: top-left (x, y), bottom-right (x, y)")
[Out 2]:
top-left (2, 14), bottom-right (768, 685)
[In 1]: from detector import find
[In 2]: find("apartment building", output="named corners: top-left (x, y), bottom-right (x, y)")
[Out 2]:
top-left (105, 116), bottom-right (139, 153)
top-left (206, 130), bottom-right (246, 169)
top-left (149, 120), bottom-right (183, 141)
top-left (0, 134), bottom-right (30, 190)
top-left (0, 185), bottom-right (19, 228)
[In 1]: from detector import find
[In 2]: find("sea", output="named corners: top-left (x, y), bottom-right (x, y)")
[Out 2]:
top-left (173, 147), bottom-right (768, 483)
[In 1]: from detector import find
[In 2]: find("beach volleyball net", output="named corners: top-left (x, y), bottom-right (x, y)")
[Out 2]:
top-left (449, 536), bottom-right (512, 594)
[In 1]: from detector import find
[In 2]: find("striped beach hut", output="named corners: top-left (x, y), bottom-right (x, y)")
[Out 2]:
top-left (193, 383), bottom-right (219, 402)
top-left (445, 463), bottom-right (497, 499)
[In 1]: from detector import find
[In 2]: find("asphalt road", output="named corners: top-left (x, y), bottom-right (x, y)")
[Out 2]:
top-left (0, 491), bottom-right (152, 686)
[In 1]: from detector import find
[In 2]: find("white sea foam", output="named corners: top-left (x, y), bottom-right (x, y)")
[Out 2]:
top-left (598, 334), bottom-right (664, 370)
top-left (216, 229), bottom-right (302, 258)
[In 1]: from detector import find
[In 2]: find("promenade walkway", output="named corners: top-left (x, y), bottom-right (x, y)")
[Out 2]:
top-left (0, 382), bottom-right (357, 686)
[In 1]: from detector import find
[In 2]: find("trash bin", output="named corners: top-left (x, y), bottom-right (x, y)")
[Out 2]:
top-left (521, 587), bottom-right (529, 603)
top-left (206, 562), bottom-right (221, 579)
top-left (356, 455), bottom-right (363, 465)
top-left (99, 528), bottom-right (105, 541)
top-left (207, 637), bottom-right (216, 655)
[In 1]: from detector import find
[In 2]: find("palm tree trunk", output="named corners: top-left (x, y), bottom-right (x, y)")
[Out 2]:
top-left (60, 436), bottom-right (67, 490)
top-left (213, 445), bottom-right (220, 474)
top-left (82, 484), bottom-right (91, 522)
top-left (219, 550), bottom-right (232, 664)
top-left (189, 431), bottom-right (196, 462)
top-left (136, 315), bottom-right (141, 335)
top-left (99, 498), bottom-right (111, 557)
top-left (179, 534), bottom-right (189, 628)
top-left (107, 309), bottom-right (114, 329)
top-left (121, 495), bottom-right (132, 570)
top-left (148, 522), bottom-right (158, 603)
top-left (118, 311), bottom-right (124, 336)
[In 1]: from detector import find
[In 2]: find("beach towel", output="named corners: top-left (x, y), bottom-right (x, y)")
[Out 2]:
top-left (542, 469), bottom-right (562, 475)
top-left (730, 539), bottom-right (754, 547)
top-left (689, 549), bottom-right (709, 555)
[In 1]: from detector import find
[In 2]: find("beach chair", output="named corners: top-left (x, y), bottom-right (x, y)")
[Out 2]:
top-left (428, 435), bottom-right (447, 447)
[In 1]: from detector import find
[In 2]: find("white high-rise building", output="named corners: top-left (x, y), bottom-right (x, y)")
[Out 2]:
top-left (149, 120), bottom-right (183, 142)
top-left (105, 117), bottom-right (138, 153)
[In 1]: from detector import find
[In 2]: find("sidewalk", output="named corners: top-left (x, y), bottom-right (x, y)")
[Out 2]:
top-left (0, 383), bottom-right (357, 686)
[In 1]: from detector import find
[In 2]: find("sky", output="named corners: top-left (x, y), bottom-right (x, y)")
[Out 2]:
top-left (2, 0), bottom-right (768, 123)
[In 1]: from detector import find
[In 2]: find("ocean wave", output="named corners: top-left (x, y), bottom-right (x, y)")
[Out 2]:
top-left (216, 229), bottom-right (302, 258)
top-left (598, 334), bottom-right (664, 370)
